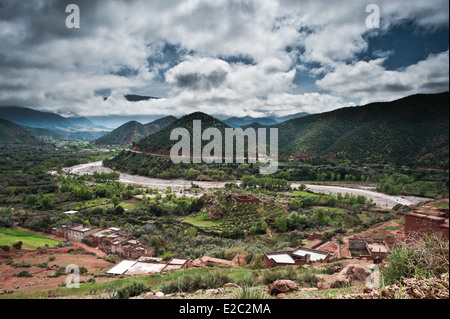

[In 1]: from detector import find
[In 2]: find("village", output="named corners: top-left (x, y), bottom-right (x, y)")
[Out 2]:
top-left (47, 197), bottom-right (448, 283)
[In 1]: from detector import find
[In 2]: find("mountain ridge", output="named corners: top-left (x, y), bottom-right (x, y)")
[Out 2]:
top-left (92, 116), bottom-right (177, 146)
top-left (127, 92), bottom-right (449, 167)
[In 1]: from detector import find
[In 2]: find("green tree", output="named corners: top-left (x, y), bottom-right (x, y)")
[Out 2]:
top-left (40, 196), bottom-right (54, 210)
top-left (275, 215), bottom-right (287, 232)
top-left (111, 196), bottom-right (121, 208)
top-left (187, 227), bottom-right (198, 237)
top-left (26, 195), bottom-right (39, 208)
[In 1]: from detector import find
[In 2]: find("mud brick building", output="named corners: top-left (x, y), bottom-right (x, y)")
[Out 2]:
top-left (51, 224), bottom-right (99, 243)
top-left (232, 195), bottom-right (260, 205)
top-left (348, 237), bottom-right (390, 261)
top-left (405, 209), bottom-right (449, 240)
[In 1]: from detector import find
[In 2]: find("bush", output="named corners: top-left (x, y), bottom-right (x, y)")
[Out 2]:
top-left (0, 245), bottom-right (10, 251)
top-left (14, 270), bottom-right (32, 278)
top-left (115, 282), bottom-right (151, 299)
top-left (159, 270), bottom-right (232, 294)
top-left (12, 241), bottom-right (23, 250)
top-left (383, 233), bottom-right (449, 285)
top-left (232, 286), bottom-right (270, 299)
top-left (298, 272), bottom-right (319, 287)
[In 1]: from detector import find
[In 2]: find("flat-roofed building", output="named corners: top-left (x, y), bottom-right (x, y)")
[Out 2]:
top-left (66, 225), bottom-right (99, 243)
top-left (264, 246), bottom-right (329, 268)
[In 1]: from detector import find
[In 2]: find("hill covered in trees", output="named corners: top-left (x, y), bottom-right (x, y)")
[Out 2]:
top-left (133, 112), bottom-right (232, 155)
top-left (274, 92), bottom-right (449, 167)
top-left (92, 116), bottom-right (177, 146)
top-left (110, 92), bottom-right (448, 168)
top-left (0, 119), bottom-right (39, 145)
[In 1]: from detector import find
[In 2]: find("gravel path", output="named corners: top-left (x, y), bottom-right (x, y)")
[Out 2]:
top-left (60, 161), bottom-right (431, 209)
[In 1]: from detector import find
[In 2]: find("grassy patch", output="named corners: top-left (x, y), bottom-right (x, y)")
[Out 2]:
top-left (183, 212), bottom-right (222, 228)
top-left (292, 191), bottom-right (319, 197)
top-left (0, 228), bottom-right (61, 250)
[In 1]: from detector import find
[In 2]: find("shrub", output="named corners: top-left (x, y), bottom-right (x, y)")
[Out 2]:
top-left (12, 241), bottom-right (23, 250)
top-left (115, 282), bottom-right (151, 299)
top-left (298, 272), bottom-right (319, 287)
top-left (159, 270), bottom-right (232, 294)
top-left (383, 233), bottom-right (449, 285)
top-left (14, 271), bottom-right (32, 278)
top-left (232, 286), bottom-right (271, 299)
top-left (249, 254), bottom-right (266, 270)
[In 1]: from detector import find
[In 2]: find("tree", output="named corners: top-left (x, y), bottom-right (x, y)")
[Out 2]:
top-left (313, 208), bottom-right (330, 226)
top-left (12, 241), bottom-right (23, 250)
top-left (26, 195), bottom-right (39, 208)
top-left (40, 196), bottom-right (54, 210)
top-left (275, 215), bottom-right (287, 232)
top-left (0, 207), bottom-right (14, 228)
top-left (111, 196), bottom-right (120, 208)
top-left (187, 227), bottom-right (197, 237)
top-left (287, 212), bottom-right (301, 230)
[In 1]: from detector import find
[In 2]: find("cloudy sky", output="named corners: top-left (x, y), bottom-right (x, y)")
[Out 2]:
top-left (0, 0), bottom-right (448, 118)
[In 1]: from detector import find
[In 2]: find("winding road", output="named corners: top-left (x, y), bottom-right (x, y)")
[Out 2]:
top-left (59, 161), bottom-right (431, 209)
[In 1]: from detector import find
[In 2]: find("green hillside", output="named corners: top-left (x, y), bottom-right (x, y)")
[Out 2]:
top-left (275, 92), bottom-right (449, 166)
top-left (133, 112), bottom-right (231, 154)
top-left (113, 92), bottom-right (449, 167)
top-left (21, 126), bottom-right (73, 143)
top-left (93, 116), bottom-right (177, 146)
top-left (0, 119), bottom-right (39, 144)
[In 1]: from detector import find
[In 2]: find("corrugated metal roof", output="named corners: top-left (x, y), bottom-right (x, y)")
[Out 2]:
top-left (107, 260), bottom-right (137, 275)
top-left (292, 248), bottom-right (328, 261)
top-left (267, 253), bottom-right (295, 264)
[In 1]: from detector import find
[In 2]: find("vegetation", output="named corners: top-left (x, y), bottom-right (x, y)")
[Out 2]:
top-left (275, 92), bottom-right (449, 167)
top-left (0, 92), bottom-right (448, 300)
top-left (382, 234), bottom-right (449, 285)
top-left (0, 228), bottom-right (61, 250)
top-left (93, 116), bottom-right (176, 146)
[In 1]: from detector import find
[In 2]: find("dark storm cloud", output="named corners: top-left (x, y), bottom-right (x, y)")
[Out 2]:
top-left (174, 69), bottom-right (228, 91)
top-left (0, 0), bottom-right (102, 42)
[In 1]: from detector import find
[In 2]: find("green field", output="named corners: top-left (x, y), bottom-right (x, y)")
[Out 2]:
top-left (0, 228), bottom-right (61, 250)
top-left (292, 190), bottom-right (319, 197)
top-left (183, 212), bottom-right (222, 228)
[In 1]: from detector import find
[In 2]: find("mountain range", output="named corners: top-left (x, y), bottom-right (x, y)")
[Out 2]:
top-left (130, 92), bottom-right (449, 167)
top-left (222, 112), bottom-right (309, 128)
top-left (1, 92), bottom-right (448, 167)
top-left (0, 106), bottom-right (110, 142)
top-left (92, 116), bottom-right (177, 146)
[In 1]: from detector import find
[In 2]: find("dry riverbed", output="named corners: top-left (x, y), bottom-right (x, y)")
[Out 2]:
top-left (58, 161), bottom-right (431, 209)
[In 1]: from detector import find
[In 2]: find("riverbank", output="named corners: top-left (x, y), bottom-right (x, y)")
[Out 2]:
top-left (59, 161), bottom-right (431, 209)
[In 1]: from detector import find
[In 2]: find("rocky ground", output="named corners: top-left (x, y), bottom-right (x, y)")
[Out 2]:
top-left (338, 273), bottom-right (449, 299)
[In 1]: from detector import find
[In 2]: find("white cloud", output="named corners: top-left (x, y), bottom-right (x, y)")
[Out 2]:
top-left (316, 51), bottom-right (449, 104)
top-left (0, 0), bottom-right (448, 117)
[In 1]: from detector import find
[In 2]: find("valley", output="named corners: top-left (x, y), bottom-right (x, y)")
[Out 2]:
top-left (0, 91), bottom-right (448, 301)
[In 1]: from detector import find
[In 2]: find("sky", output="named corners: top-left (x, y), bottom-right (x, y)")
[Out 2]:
top-left (0, 0), bottom-right (448, 118)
